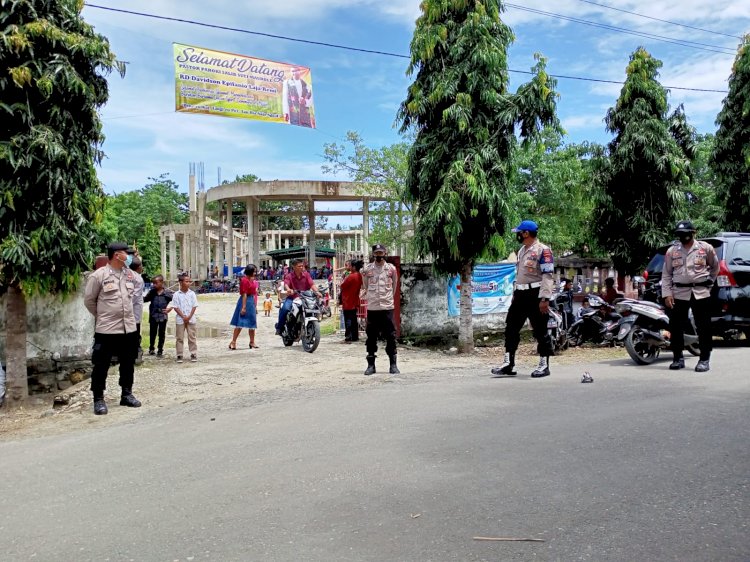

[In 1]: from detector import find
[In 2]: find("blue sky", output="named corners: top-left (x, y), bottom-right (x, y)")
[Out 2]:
top-left (84, 0), bottom-right (750, 217)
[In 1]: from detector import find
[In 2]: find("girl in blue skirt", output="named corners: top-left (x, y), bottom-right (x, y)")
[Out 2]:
top-left (229, 265), bottom-right (259, 349)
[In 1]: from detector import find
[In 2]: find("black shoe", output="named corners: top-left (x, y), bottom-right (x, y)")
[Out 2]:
top-left (148, 349), bottom-right (155, 356)
top-left (364, 355), bottom-right (376, 376)
top-left (120, 393), bottom-right (142, 407)
top-left (389, 355), bottom-right (400, 375)
top-left (669, 358), bottom-right (685, 370)
top-left (93, 399), bottom-right (108, 415)
top-left (156, 351), bottom-right (163, 358)
top-left (695, 360), bottom-right (710, 372)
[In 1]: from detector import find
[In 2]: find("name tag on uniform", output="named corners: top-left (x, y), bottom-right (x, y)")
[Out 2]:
top-left (103, 280), bottom-right (116, 292)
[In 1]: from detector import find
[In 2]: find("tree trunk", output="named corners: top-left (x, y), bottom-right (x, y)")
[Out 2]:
top-left (458, 262), bottom-right (474, 353)
top-left (4, 285), bottom-right (28, 408)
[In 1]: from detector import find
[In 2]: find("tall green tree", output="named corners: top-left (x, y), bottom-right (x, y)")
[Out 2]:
top-left (592, 47), bottom-right (694, 280)
top-left (398, 0), bottom-right (560, 352)
top-left (322, 131), bottom-right (414, 258)
top-left (97, 174), bottom-right (188, 276)
top-left (0, 0), bottom-right (124, 407)
top-left (711, 35), bottom-right (750, 232)
top-left (509, 128), bottom-right (599, 255)
top-left (686, 134), bottom-right (722, 236)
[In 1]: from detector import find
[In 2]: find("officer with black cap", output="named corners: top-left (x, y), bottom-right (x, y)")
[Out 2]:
top-left (83, 242), bottom-right (142, 414)
top-left (491, 220), bottom-right (555, 378)
top-left (662, 220), bottom-right (719, 372)
top-left (361, 243), bottom-right (400, 375)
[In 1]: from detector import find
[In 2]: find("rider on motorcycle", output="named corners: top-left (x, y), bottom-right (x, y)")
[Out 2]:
top-left (275, 258), bottom-right (322, 335)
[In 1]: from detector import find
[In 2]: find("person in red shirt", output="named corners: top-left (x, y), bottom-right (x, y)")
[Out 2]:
top-left (275, 258), bottom-right (321, 335)
top-left (229, 265), bottom-right (259, 349)
top-left (601, 277), bottom-right (622, 304)
top-left (340, 259), bottom-right (363, 343)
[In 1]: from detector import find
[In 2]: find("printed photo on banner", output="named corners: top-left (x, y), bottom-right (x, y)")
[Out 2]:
top-left (173, 43), bottom-right (316, 128)
top-left (447, 264), bottom-right (516, 317)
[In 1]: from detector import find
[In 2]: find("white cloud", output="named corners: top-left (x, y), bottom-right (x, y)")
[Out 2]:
top-left (563, 113), bottom-right (605, 131)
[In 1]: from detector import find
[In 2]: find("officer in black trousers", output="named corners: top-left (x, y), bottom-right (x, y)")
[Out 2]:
top-left (661, 220), bottom-right (719, 372)
top-left (491, 220), bottom-right (555, 377)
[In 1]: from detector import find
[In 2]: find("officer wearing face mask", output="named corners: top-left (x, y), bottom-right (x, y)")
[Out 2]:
top-left (361, 243), bottom-right (400, 376)
top-left (491, 220), bottom-right (555, 378)
top-left (661, 220), bottom-right (719, 372)
top-left (83, 242), bottom-right (142, 415)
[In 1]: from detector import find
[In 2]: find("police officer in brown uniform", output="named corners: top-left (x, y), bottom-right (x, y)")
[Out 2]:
top-left (84, 242), bottom-right (142, 415)
top-left (362, 244), bottom-right (399, 376)
top-left (661, 220), bottom-right (719, 372)
top-left (491, 220), bottom-right (555, 377)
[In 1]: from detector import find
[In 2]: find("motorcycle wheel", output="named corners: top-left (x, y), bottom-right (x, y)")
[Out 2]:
top-left (568, 325), bottom-right (583, 347)
top-left (624, 328), bottom-right (659, 365)
top-left (322, 306), bottom-right (332, 318)
top-left (302, 321), bottom-right (321, 353)
top-left (281, 329), bottom-right (295, 347)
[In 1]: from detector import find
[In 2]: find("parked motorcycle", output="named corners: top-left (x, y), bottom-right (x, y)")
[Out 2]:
top-left (280, 290), bottom-right (322, 353)
top-left (568, 295), bottom-right (622, 347)
top-left (547, 293), bottom-right (570, 352)
top-left (614, 298), bottom-right (699, 365)
top-left (317, 284), bottom-right (332, 318)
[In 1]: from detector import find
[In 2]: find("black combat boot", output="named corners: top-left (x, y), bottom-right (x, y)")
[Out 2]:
top-left (669, 356), bottom-right (685, 370)
top-left (93, 395), bottom-right (108, 415)
top-left (695, 359), bottom-right (710, 372)
top-left (120, 389), bottom-right (142, 407)
top-left (388, 354), bottom-right (400, 375)
top-left (364, 355), bottom-right (376, 376)
top-left (491, 352), bottom-right (517, 376)
top-left (530, 356), bottom-right (551, 378)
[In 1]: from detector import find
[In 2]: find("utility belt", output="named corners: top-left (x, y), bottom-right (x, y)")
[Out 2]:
top-left (515, 282), bottom-right (541, 291)
top-left (674, 280), bottom-right (713, 288)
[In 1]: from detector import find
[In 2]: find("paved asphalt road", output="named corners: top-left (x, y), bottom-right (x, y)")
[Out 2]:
top-left (1, 348), bottom-right (748, 562)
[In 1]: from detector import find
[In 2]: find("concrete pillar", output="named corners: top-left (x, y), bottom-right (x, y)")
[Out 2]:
top-left (362, 198), bottom-right (369, 251)
top-left (303, 232), bottom-right (307, 247)
top-left (329, 231), bottom-right (334, 250)
top-left (160, 231), bottom-right (167, 277)
top-left (168, 230), bottom-right (177, 284)
top-left (347, 236), bottom-right (352, 253)
top-left (250, 197), bottom-right (259, 265)
top-left (226, 198), bottom-right (234, 279)
top-left (197, 192), bottom-right (207, 280)
top-left (285, 237), bottom-right (290, 249)
top-left (217, 202), bottom-right (225, 279)
top-left (250, 199), bottom-right (260, 265)
top-left (308, 200), bottom-right (316, 266)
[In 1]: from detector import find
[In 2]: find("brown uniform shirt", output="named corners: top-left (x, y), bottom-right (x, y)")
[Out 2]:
top-left (515, 240), bottom-right (555, 300)
top-left (362, 261), bottom-right (398, 311)
top-left (662, 240), bottom-right (719, 301)
top-left (84, 264), bottom-right (137, 334)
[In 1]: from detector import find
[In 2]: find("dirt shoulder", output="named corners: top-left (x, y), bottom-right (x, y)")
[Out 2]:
top-left (0, 294), bottom-right (626, 440)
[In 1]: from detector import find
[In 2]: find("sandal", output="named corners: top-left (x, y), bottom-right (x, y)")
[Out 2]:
top-left (249, 344), bottom-right (259, 349)
top-left (228, 342), bottom-right (237, 350)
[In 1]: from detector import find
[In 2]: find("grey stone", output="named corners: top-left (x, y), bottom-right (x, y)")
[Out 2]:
top-left (57, 380), bottom-right (72, 390)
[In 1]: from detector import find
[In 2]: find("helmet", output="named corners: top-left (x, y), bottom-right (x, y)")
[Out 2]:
top-left (673, 220), bottom-right (696, 233)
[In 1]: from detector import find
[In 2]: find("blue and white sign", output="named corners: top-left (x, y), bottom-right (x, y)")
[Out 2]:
top-left (447, 263), bottom-right (516, 317)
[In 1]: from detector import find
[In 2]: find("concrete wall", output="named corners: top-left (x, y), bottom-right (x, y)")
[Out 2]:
top-left (399, 264), bottom-right (507, 343)
top-left (0, 278), bottom-right (93, 392)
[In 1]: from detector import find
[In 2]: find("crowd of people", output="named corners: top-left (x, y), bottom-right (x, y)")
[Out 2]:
top-left (83, 217), bottom-right (716, 416)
